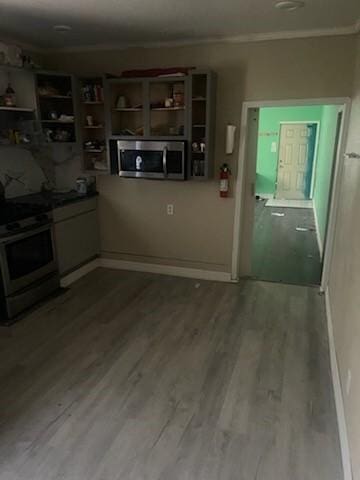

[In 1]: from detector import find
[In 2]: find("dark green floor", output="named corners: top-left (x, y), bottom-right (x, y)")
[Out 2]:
top-left (251, 199), bottom-right (322, 286)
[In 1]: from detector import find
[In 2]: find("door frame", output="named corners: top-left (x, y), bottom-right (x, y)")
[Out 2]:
top-left (277, 120), bottom-right (321, 199)
top-left (231, 97), bottom-right (351, 292)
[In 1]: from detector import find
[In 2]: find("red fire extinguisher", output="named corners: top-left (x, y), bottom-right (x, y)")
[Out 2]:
top-left (219, 163), bottom-right (231, 197)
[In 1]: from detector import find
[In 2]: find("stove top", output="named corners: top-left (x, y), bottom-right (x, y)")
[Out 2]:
top-left (0, 202), bottom-right (51, 226)
top-left (0, 201), bottom-right (52, 238)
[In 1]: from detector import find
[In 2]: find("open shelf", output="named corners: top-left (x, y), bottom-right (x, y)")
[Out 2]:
top-left (189, 71), bottom-right (216, 179)
top-left (105, 71), bottom-right (216, 178)
top-left (149, 79), bottom-right (186, 137)
top-left (36, 72), bottom-right (77, 143)
top-left (113, 107), bottom-right (142, 112)
top-left (108, 80), bottom-right (144, 137)
top-left (79, 75), bottom-right (108, 173)
top-left (151, 106), bottom-right (185, 111)
top-left (39, 95), bottom-right (72, 100)
top-left (0, 67), bottom-right (37, 148)
top-left (41, 119), bottom-right (74, 124)
top-left (0, 106), bottom-right (34, 112)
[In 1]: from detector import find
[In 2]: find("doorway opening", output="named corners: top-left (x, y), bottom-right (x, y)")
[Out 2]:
top-left (231, 100), bottom-right (349, 289)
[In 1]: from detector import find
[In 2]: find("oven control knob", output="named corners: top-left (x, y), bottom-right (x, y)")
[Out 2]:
top-left (35, 214), bottom-right (48, 222)
top-left (6, 222), bottom-right (20, 231)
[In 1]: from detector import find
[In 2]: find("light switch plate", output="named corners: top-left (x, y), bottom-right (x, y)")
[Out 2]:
top-left (167, 204), bottom-right (174, 215)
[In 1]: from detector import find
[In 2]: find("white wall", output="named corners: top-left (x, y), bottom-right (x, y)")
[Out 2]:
top-left (328, 34), bottom-right (360, 480)
top-left (44, 35), bottom-right (357, 273)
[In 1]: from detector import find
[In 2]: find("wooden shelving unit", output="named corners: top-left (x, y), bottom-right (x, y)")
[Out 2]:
top-left (36, 72), bottom-right (78, 143)
top-left (151, 106), bottom-right (185, 111)
top-left (189, 70), bottom-right (216, 179)
top-left (105, 71), bottom-right (216, 179)
top-left (0, 65), bottom-right (39, 146)
top-left (78, 76), bottom-right (108, 173)
top-left (0, 106), bottom-right (34, 112)
top-left (113, 107), bottom-right (142, 112)
top-left (149, 77), bottom-right (187, 138)
top-left (106, 76), bottom-right (188, 140)
top-left (41, 119), bottom-right (74, 124)
top-left (2, 66), bottom-right (216, 179)
top-left (39, 95), bottom-right (72, 100)
top-left (106, 78), bottom-right (145, 138)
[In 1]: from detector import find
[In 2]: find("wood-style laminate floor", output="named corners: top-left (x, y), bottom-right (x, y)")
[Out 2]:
top-left (252, 199), bottom-right (322, 286)
top-left (0, 268), bottom-right (342, 480)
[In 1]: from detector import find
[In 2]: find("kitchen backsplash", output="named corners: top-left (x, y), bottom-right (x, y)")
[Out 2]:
top-left (0, 144), bottom-right (85, 198)
top-left (52, 144), bottom-right (84, 190)
top-left (0, 146), bottom-right (55, 198)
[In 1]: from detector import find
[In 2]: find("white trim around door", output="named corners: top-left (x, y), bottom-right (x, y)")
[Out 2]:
top-left (325, 288), bottom-right (353, 480)
top-left (231, 97), bottom-right (351, 293)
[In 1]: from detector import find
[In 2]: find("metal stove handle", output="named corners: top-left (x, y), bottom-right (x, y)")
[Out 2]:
top-left (0, 222), bottom-right (53, 244)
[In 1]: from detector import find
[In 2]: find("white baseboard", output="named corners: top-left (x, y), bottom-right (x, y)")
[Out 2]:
top-left (60, 258), bottom-right (100, 287)
top-left (313, 200), bottom-right (323, 258)
top-left (325, 288), bottom-right (353, 480)
top-left (265, 198), bottom-right (313, 209)
top-left (60, 257), bottom-right (233, 286)
top-left (100, 258), bottom-right (233, 282)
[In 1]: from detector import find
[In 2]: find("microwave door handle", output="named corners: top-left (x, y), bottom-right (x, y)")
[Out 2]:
top-left (163, 147), bottom-right (168, 177)
top-left (119, 149), bottom-right (124, 175)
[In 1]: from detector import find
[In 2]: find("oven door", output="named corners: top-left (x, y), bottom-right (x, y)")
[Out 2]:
top-left (0, 224), bottom-right (58, 296)
top-left (117, 141), bottom-right (185, 180)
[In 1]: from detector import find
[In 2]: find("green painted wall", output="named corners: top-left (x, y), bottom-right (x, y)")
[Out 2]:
top-left (256, 106), bottom-right (323, 195)
top-left (313, 105), bottom-right (339, 247)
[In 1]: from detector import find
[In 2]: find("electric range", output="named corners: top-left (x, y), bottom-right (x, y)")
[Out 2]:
top-left (0, 200), bottom-right (60, 323)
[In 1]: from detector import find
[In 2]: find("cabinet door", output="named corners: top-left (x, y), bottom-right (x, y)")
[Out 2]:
top-left (54, 210), bottom-right (99, 275)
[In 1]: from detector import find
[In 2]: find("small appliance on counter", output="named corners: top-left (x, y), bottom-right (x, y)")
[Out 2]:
top-left (75, 176), bottom-right (96, 195)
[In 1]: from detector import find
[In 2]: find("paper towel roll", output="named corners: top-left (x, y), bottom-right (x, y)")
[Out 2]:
top-left (226, 125), bottom-right (236, 154)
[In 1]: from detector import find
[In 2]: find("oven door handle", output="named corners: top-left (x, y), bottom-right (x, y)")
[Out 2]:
top-left (0, 223), bottom-right (53, 245)
top-left (163, 147), bottom-right (168, 178)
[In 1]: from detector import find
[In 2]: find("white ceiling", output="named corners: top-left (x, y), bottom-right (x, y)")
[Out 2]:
top-left (0, 0), bottom-right (359, 51)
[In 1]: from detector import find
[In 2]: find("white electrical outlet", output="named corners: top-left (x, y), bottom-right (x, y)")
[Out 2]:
top-left (167, 204), bottom-right (174, 215)
top-left (346, 370), bottom-right (352, 396)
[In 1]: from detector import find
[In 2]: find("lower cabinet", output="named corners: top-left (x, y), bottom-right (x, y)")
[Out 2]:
top-left (53, 198), bottom-right (99, 276)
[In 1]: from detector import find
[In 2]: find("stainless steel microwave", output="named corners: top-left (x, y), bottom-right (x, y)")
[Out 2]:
top-left (110, 140), bottom-right (186, 180)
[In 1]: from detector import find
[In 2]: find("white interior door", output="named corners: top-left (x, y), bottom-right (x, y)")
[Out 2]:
top-left (276, 123), bottom-right (309, 200)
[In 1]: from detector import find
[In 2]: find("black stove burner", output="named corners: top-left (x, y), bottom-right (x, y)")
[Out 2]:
top-left (0, 202), bottom-right (51, 226)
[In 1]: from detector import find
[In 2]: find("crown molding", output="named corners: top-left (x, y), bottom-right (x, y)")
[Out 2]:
top-left (0, 35), bottom-right (44, 53)
top-left (45, 23), bottom-right (360, 54)
top-left (3, 18), bottom-right (360, 55)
